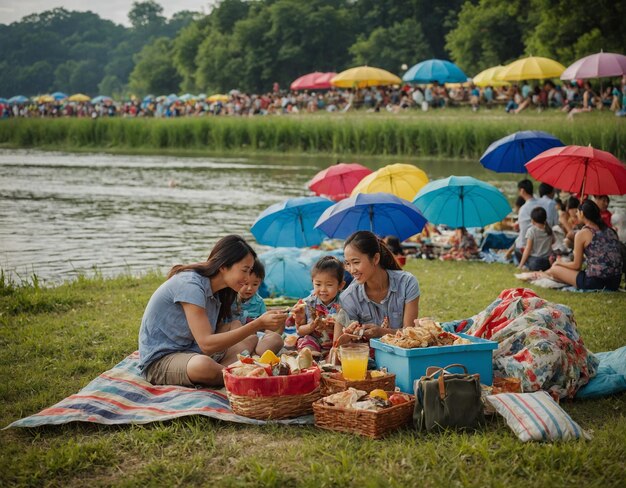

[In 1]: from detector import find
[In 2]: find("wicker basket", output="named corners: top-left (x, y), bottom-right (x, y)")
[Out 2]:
top-left (320, 372), bottom-right (396, 397)
top-left (223, 367), bottom-right (321, 420)
top-left (313, 392), bottom-right (415, 439)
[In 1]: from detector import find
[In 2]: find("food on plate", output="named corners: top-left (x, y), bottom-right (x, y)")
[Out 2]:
top-left (320, 387), bottom-right (408, 412)
top-left (388, 393), bottom-right (411, 406)
top-left (258, 350), bottom-right (280, 365)
top-left (284, 335), bottom-right (298, 348)
top-left (380, 319), bottom-right (471, 349)
top-left (228, 349), bottom-right (317, 378)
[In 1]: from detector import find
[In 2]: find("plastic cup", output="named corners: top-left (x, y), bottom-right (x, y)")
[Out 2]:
top-left (339, 343), bottom-right (369, 381)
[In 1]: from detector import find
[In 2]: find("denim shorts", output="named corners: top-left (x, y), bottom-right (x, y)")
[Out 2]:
top-left (575, 271), bottom-right (621, 291)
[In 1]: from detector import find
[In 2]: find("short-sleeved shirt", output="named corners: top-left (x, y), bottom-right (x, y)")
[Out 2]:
top-left (138, 271), bottom-right (221, 372)
top-left (515, 197), bottom-right (540, 249)
top-left (525, 225), bottom-right (553, 258)
top-left (538, 195), bottom-right (559, 228)
top-left (231, 293), bottom-right (266, 323)
top-left (340, 270), bottom-right (420, 329)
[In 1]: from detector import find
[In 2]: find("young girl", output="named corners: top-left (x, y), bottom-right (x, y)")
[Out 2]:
top-left (138, 235), bottom-right (286, 387)
top-left (518, 207), bottom-right (554, 271)
top-left (293, 256), bottom-right (346, 358)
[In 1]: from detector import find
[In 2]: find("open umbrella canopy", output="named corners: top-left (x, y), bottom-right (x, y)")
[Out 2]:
top-left (34, 95), bottom-right (54, 103)
top-left (68, 93), bottom-right (91, 102)
top-left (291, 71), bottom-right (337, 91)
top-left (413, 176), bottom-right (511, 228)
top-left (8, 95), bottom-right (29, 104)
top-left (179, 93), bottom-right (196, 102)
top-left (251, 196), bottom-right (334, 248)
top-left (402, 59), bottom-right (468, 84)
top-left (480, 131), bottom-right (565, 173)
top-left (0, 97), bottom-right (8, 103)
top-left (308, 163), bottom-right (373, 200)
top-left (51, 91), bottom-right (68, 100)
top-left (207, 94), bottom-right (229, 103)
top-left (315, 192), bottom-right (427, 241)
top-left (260, 252), bottom-right (312, 299)
top-left (91, 95), bottom-right (112, 104)
top-left (351, 163), bottom-right (429, 201)
top-left (497, 56), bottom-right (566, 81)
top-left (472, 65), bottom-right (511, 87)
top-left (331, 66), bottom-right (402, 88)
top-left (525, 145), bottom-right (626, 197)
top-left (561, 52), bottom-right (626, 80)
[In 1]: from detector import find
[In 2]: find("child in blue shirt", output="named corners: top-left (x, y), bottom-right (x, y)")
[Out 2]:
top-left (231, 259), bottom-right (267, 324)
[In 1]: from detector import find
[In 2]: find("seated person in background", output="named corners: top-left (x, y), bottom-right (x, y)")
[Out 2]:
top-left (545, 199), bottom-right (623, 290)
top-left (518, 207), bottom-right (554, 271)
top-left (441, 227), bottom-right (479, 261)
top-left (230, 259), bottom-right (267, 324)
top-left (504, 196), bottom-right (526, 258)
top-left (594, 195), bottom-right (613, 228)
top-left (383, 235), bottom-right (406, 266)
top-left (559, 196), bottom-right (581, 245)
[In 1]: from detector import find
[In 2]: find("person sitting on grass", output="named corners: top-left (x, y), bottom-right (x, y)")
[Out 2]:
top-left (594, 195), bottom-right (613, 229)
top-left (138, 235), bottom-right (286, 387)
top-left (292, 256), bottom-right (346, 358)
top-left (441, 227), bottom-right (479, 261)
top-left (545, 200), bottom-right (623, 291)
top-left (518, 207), bottom-right (554, 271)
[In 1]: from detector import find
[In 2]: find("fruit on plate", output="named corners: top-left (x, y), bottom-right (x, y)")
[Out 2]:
top-left (388, 393), bottom-right (410, 406)
top-left (369, 389), bottom-right (388, 401)
top-left (258, 350), bottom-right (280, 365)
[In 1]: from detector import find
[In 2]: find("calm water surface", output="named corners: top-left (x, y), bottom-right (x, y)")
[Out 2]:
top-left (0, 148), bottom-right (582, 283)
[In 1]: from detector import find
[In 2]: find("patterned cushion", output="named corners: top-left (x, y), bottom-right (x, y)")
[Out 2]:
top-left (486, 391), bottom-right (590, 442)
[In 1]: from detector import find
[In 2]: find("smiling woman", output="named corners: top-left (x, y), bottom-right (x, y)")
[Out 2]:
top-left (138, 234), bottom-right (286, 387)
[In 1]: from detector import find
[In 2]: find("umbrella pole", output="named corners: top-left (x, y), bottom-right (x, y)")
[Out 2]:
top-left (369, 205), bottom-right (374, 233)
top-left (460, 186), bottom-right (465, 229)
top-left (298, 212), bottom-right (306, 247)
top-left (580, 158), bottom-right (588, 200)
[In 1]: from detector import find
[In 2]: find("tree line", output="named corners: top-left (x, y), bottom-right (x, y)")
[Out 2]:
top-left (1, 0), bottom-right (623, 98)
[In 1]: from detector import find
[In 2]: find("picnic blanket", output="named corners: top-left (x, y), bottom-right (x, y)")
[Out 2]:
top-left (515, 273), bottom-right (605, 292)
top-left (6, 351), bottom-right (313, 429)
top-left (576, 346), bottom-right (626, 399)
top-left (442, 288), bottom-right (599, 399)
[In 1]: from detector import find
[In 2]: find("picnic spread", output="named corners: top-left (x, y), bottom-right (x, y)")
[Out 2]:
top-left (8, 288), bottom-right (623, 443)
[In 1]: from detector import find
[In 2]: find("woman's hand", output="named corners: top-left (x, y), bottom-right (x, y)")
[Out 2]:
top-left (257, 310), bottom-right (287, 332)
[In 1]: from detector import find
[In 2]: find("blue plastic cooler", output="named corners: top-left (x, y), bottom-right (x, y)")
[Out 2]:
top-left (370, 334), bottom-right (498, 393)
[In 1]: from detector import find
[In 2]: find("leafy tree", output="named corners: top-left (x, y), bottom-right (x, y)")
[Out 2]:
top-left (98, 75), bottom-right (125, 97)
top-left (128, 0), bottom-right (165, 30)
top-left (128, 37), bottom-right (182, 96)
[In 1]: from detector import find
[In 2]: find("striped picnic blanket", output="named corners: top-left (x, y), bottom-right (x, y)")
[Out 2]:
top-left (6, 351), bottom-right (313, 428)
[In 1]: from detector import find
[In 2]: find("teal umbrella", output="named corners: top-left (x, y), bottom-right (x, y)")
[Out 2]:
top-left (413, 176), bottom-right (511, 228)
top-left (9, 95), bottom-right (29, 104)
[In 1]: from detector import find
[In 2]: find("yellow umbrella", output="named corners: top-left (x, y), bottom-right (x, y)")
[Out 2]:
top-left (68, 93), bottom-right (91, 102)
top-left (331, 66), bottom-right (402, 88)
top-left (496, 56), bottom-right (566, 81)
top-left (351, 163), bottom-right (429, 201)
top-left (207, 94), bottom-right (229, 102)
top-left (34, 94), bottom-right (55, 103)
top-left (472, 66), bottom-right (511, 87)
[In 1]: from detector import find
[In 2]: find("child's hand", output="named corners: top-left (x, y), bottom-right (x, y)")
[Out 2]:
top-left (292, 300), bottom-right (306, 325)
top-left (258, 310), bottom-right (287, 331)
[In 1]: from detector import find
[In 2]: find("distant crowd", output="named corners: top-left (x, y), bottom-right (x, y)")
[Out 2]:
top-left (2, 77), bottom-right (626, 119)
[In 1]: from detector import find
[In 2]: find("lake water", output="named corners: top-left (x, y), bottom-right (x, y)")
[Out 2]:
top-left (0, 148), bottom-right (615, 284)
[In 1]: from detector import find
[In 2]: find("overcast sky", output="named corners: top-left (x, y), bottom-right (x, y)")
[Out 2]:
top-left (0, 1), bottom-right (210, 26)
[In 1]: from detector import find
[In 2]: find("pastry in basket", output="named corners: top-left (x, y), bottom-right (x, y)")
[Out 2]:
top-left (322, 388), bottom-right (367, 408)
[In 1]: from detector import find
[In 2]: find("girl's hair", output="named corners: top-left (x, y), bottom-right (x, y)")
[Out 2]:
top-left (167, 235), bottom-right (256, 324)
top-left (579, 199), bottom-right (607, 230)
top-left (530, 206), bottom-right (552, 235)
top-left (566, 196), bottom-right (580, 211)
top-left (251, 259), bottom-right (265, 281)
top-left (311, 256), bottom-right (344, 283)
top-left (344, 231), bottom-right (401, 271)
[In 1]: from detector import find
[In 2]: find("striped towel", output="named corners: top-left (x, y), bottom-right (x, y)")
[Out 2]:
top-left (6, 352), bottom-right (312, 428)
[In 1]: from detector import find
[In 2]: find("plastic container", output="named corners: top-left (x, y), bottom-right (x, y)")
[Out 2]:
top-left (370, 333), bottom-right (498, 393)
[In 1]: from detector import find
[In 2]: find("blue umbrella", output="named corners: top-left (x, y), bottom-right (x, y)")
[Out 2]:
top-left (91, 95), bottom-right (112, 104)
top-left (51, 92), bottom-right (68, 100)
top-left (413, 176), bottom-right (511, 228)
top-left (260, 253), bottom-right (312, 298)
top-left (0, 97), bottom-right (8, 103)
top-left (403, 59), bottom-right (468, 84)
top-left (315, 192), bottom-right (427, 241)
top-left (480, 130), bottom-right (565, 173)
top-left (8, 95), bottom-right (29, 104)
top-left (251, 196), bottom-right (334, 247)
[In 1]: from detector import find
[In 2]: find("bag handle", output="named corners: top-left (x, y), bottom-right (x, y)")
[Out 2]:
top-left (425, 364), bottom-right (468, 378)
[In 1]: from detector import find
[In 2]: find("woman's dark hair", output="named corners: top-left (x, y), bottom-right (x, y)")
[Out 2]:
top-left (311, 256), bottom-right (344, 282)
top-left (167, 235), bottom-right (256, 324)
top-left (554, 197), bottom-right (563, 211)
top-left (515, 196), bottom-right (525, 210)
top-left (251, 259), bottom-right (265, 281)
top-left (580, 199), bottom-right (607, 230)
top-left (344, 231), bottom-right (401, 271)
top-left (530, 206), bottom-right (552, 235)
top-left (566, 196), bottom-right (580, 211)
top-left (383, 236), bottom-right (404, 256)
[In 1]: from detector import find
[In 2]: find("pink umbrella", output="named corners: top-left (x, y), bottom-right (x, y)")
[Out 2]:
top-left (308, 163), bottom-right (373, 201)
top-left (561, 52), bottom-right (626, 80)
top-left (290, 72), bottom-right (337, 91)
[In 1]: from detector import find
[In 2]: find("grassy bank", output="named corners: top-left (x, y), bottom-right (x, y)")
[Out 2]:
top-left (1, 261), bottom-right (625, 487)
top-left (1, 111), bottom-right (624, 160)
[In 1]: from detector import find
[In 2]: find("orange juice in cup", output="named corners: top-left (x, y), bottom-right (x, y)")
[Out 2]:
top-left (339, 343), bottom-right (369, 381)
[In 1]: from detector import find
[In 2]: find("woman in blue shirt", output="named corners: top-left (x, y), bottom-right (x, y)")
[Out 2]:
top-left (138, 235), bottom-right (286, 387)
top-left (340, 231), bottom-right (420, 341)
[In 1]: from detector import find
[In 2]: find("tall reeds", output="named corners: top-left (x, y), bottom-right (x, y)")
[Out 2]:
top-left (0, 115), bottom-right (623, 159)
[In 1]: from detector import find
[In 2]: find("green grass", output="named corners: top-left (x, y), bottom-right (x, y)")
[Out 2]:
top-left (1, 110), bottom-right (624, 160)
top-left (1, 261), bottom-right (625, 487)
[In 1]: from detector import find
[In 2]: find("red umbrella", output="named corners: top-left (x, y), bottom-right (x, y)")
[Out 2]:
top-left (525, 145), bottom-right (626, 197)
top-left (308, 163), bottom-right (373, 201)
top-left (290, 72), bottom-right (337, 91)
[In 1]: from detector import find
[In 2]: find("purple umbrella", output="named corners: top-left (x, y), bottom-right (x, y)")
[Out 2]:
top-left (561, 52), bottom-right (626, 80)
